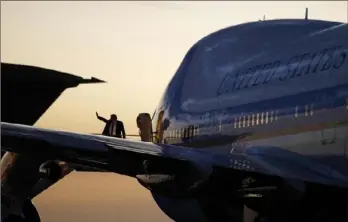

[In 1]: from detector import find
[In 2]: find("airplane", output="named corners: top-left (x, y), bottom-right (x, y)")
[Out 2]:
top-left (1, 14), bottom-right (348, 222)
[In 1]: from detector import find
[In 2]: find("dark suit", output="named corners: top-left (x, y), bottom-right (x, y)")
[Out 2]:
top-left (97, 116), bottom-right (126, 138)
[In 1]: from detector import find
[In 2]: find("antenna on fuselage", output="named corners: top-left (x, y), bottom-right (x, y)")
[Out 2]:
top-left (258, 15), bottom-right (266, 21)
top-left (305, 7), bottom-right (308, 20)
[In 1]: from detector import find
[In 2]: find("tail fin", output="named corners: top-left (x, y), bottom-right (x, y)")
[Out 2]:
top-left (1, 63), bottom-right (105, 126)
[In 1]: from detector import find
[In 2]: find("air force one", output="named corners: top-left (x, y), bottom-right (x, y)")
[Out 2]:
top-left (1, 16), bottom-right (348, 222)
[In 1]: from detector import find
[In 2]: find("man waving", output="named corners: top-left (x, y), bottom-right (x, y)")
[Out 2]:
top-left (96, 112), bottom-right (126, 139)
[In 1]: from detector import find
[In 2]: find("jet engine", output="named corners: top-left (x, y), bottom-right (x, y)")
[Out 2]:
top-left (138, 166), bottom-right (348, 222)
top-left (1, 153), bottom-right (71, 222)
top-left (135, 161), bottom-right (246, 222)
top-left (1, 199), bottom-right (40, 222)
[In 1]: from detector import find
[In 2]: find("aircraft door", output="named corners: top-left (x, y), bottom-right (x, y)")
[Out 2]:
top-left (136, 113), bottom-right (153, 142)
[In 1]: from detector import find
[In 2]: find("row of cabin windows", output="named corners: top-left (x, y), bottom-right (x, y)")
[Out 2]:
top-left (297, 100), bottom-right (348, 116)
top-left (233, 104), bottom-right (316, 129)
top-left (234, 110), bottom-right (279, 129)
top-left (234, 104), bottom-right (318, 129)
top-left (235, 104), bottom-right (319, 129)
top-left (164, 101), bottom-right (348, 140)
top-left (164, 110), bottom-right (281, 139)
top-left (296, 104), bottom-right (314, 117)
top-left (164, 125), bottom-right (196, 140)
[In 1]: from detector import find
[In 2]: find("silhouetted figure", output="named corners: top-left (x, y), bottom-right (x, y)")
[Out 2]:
top-left (96, 112), bottom-right (126, 138)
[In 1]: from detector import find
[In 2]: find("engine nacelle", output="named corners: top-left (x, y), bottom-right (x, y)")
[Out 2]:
top-left (135, 162), bottom-right (206, 199)
top-left (151, 188), bottom-right (245, 222)
top-left (2, 200), bottom-right (40, 222)
top-left (1, 153), bottom-right (72, 221)
top-left (38, 160), bottom-right (71, 182)
top-left (137, 165), bottom-right (247, 222)
top-left (151, 193), bottom-right (210, 222)
top-left (29, 160), bottom-right (73, 199)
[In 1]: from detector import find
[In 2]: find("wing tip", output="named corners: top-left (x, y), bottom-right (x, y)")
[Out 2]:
top-left (81, 77), bottom-right (107, 84)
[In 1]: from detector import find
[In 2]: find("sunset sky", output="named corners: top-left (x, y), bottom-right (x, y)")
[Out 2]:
top-left (1, 1), bottom-right (347, 222)
top-left (1, 1), bottom-right (347, 135)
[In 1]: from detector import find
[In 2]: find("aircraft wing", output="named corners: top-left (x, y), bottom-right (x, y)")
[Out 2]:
top-left (2, 122), bottom-right (348, 188)
top-left (1, 63), bottom-right (105, 126)
top-left (1, 63), bottom-right (105, 158)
